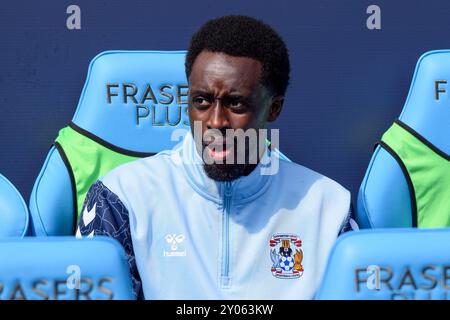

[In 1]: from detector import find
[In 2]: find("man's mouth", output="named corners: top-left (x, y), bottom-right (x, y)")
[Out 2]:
top-left (204, 138), bottom-right (234, 162)
top-left (207, 146), bottom-right (231, 161)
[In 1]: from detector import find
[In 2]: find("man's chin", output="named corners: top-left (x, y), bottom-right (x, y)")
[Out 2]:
top-left (203, 163), bottom-right (248, 182)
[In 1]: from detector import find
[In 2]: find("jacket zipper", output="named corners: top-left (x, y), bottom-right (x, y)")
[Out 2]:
top-left (221, 181), bottom-right (232, 287)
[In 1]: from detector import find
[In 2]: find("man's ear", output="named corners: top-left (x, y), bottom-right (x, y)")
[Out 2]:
top-left (267, 96), bottom-right (284, 122)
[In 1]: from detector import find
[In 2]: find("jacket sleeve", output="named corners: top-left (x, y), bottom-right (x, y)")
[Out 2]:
top-left (76, 180), bottom-right (143, 299)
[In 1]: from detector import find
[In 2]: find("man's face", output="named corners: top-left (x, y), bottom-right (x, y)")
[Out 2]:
top-left (188, 51), bottom-right (283, 181)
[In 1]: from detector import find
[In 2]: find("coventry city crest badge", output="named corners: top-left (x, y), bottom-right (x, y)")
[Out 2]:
top-left (269, 233), bottom-right (303, 279)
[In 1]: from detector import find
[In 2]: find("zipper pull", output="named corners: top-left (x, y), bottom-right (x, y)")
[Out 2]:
top-left (224, 181), bottom-right (233, 198)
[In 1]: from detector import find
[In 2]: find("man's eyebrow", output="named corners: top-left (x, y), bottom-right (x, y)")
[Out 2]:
top-left (189, 89), bottom-right (253, 101)
top-left (225, 95), bottom-right (253, 105)
top-left (189, 89), bottom-right (212, 97)
top-left (227, 93), bottom-right (250, 99)
top-left (226, 92), bottom-right (254, 103)
top-left (228, 87), bottom-right (253, 95)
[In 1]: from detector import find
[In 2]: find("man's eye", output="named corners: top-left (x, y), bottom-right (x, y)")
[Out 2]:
top-left (230, 100), bottom-right (242, 108)
top-left (192, 97), bottom-right (210, 108)
top-left (228, 100), bottom-right (248, 113)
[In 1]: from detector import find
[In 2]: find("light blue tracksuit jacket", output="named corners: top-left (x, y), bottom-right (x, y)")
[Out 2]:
top-left (77, 132), bottom-right (353, 299)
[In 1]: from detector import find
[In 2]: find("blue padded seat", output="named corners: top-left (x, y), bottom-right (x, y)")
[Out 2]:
top-left (0, 173), bottom-right (28, 237)
top-left (0, 237), bottom-right (134, 300)
top-left (30, 51), bottom-right (189, 235)
top-left (357, 50), bottom-right (450, 228)
top-left (317, 228), bottom-right (450, 300)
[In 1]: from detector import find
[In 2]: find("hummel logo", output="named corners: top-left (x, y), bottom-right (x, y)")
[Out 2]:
top-left (75, 203), bottom-right (96, 240)
top-left (164, 234), bottom-right (186, 257)
top-left (75, 228), bottom-right (94, 239)
top-left (82, 203), bottom-right (96, 227)
top-left (165, 234), bottom-right (185, 250)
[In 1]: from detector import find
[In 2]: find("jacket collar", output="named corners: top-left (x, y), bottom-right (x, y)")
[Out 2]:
top-left (179, 132), bottom-right (274, 205)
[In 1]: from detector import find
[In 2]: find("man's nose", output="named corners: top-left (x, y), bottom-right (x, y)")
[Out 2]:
top-left (207, 100), bottom-right (230, 130)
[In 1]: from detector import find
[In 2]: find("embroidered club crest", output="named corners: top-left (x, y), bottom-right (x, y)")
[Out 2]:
top-left (269, 233), bottom-right (303, 279)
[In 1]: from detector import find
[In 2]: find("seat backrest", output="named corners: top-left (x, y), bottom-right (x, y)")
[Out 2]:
top-left (0, 173), bottom-right (28, 237)
top-left (72, 50), bottom-right (189, 150)
top-left (357, 50), bottom-right (450, 228)
top-left (0, 237), bottom-right (134, 300)
top-left (30, 51), bottom-right (189, 235)
top-left (316, 229), bottom-right (450, 300)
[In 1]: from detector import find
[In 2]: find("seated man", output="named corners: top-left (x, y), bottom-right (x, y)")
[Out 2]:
top-left (77, 15), bottom-right (356, 299)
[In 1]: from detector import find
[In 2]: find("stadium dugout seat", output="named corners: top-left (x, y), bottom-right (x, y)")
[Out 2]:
top-left (0, 237), bottom-right (134, 300)
top-left (316, 228), bottom-right (450, 300)
top-left (29, 50), bottom-right (190, 235)
top-left (357, 50), bottom-right (450, 228)
top-left (0, 173), bottom-right (29, 237)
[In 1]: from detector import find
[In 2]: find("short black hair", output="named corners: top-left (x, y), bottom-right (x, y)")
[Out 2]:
top-left (185, 15), bottom-right (290, 97)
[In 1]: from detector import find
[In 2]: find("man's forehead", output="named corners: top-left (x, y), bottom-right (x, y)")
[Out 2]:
top-left (189, 51), bottom-right (263, 93)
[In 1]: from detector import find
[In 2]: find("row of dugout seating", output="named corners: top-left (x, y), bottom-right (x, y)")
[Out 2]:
top-left (0, 50), bottom-right (449, 299)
